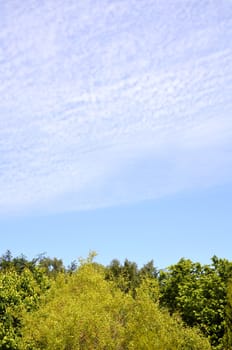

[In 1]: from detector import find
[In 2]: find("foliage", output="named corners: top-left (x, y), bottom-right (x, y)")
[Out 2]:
top-left (223, 279), bottom-right (232, 349)
top-left (0, 269), bottom-right (49, 349)
top-left (159, 256), bottom-right (232, 349)
top-left (0, 250), bottom-right (37, 274)
top-left (105, 258), bottom-right (157, 296)
top-left (125, 280), bottom-right (210, 350)
top-left (37, 256), bottom-right (65, 277)
top-left (19, 261), bottom-right (210, 350)
top-left (19, 263), bottom-right (128, 349)
top-left (0, 252), bottom-right (50, 349)
top-left (2, 250), bottom-right (232, 349)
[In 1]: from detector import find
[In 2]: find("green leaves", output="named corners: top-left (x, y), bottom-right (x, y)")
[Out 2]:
top-left (159, 257), bottom-right (232, 349)
top-left (105, 258), bottom-right (157, 296)
top-left (19, 262), bottom-right (210, 350)
top-left (20, 263), bottom-right (128, 349)
top-left (223, 279), bottom-right (232, 349)
top-left (0, 266), bottom-right (50, 349)
top-left (1, 251), bottom-right (232, 349)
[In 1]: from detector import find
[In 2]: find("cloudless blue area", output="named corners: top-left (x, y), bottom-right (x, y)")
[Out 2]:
top-left (1, 184), bottom-right (231, 269)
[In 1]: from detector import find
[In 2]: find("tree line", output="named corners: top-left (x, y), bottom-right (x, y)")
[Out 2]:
top-left (0, 250), bottom-right (232, 349)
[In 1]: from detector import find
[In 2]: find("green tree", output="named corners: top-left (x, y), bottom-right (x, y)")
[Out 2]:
top-left (139, 259), bottom-right (157, 279)
top-left (20, 262), bottom-right (128, 349)
top-left (159, 257), bottom-right (232, 349)
top-left (105, 258), bottom-right (157, 296)
top-left (19, 260), bottom-right (211, 350)
top-left (0, 250), bottom-right (13, 271)
top-left (223, 279), bottom-right (232, 349)
top-left (0, 267), bottom-right (49, 349)
top-left (125, 280), bottom-right (210, 350)
top-left (105, 259), bottom-right (140, 295)
top-left (37, 255), bottom-right (65, 277)
top-left (0, 251), bottom-right (39, 274)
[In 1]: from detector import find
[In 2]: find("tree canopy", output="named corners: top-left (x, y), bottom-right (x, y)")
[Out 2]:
top-left (0, 250), bottom-right (231, 349)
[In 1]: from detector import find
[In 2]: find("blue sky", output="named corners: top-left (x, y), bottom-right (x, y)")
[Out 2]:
top-left (0, 0), bottom-right (232, 268)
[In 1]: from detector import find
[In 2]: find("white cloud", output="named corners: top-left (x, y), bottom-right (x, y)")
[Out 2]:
top-left (0, 0), bottom-right (232, 215)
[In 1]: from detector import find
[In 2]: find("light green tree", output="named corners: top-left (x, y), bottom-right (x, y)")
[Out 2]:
top-left (19, 260), bottom-right (211, 350)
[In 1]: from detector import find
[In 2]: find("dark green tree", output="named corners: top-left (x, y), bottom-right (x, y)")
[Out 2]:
top-left (106, 259), bottom-right (143, 295)
top-left (37, 256), bottom-right (65, 277)
top-left (223, 279), bottom-right (232, 349)
top-left (0, 267), bottom-right (50, 349)
top-left (159, 257), bottom-right (232, 349)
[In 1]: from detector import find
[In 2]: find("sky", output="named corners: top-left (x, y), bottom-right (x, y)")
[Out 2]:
top-left (0, 0), bottom-right (232, 268)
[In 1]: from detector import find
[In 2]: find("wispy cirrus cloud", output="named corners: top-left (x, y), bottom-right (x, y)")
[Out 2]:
top-left (0, 0), bottom-right (232, 215)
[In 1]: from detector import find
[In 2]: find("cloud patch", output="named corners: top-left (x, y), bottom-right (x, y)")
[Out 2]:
top-left (0, 0), bottom-right (232, 215)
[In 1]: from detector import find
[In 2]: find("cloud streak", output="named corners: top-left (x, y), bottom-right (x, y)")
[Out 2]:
top-left (0, 0), bottom-right (232, 215)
